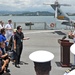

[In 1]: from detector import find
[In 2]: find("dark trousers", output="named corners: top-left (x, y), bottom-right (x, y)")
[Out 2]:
top-left (15, 44), bottom-right (23, 65)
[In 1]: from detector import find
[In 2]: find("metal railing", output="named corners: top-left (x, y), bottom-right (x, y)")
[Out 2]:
top-left (13, 22), bottom-right (49, 30)
top-left (4, 22), bottom-right (75, 30)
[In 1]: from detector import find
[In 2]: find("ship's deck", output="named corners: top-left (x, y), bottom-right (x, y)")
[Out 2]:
top-left (9, 30), bottom-right (74, 75)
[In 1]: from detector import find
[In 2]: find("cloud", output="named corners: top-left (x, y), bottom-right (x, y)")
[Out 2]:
top-left (0, 0), bottom-right (75, 11)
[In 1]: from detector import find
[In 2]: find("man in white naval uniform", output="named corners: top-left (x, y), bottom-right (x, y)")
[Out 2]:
top-left (5, 20), bottom-right (13, 40)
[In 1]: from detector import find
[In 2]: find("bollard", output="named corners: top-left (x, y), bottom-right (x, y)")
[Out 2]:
top-left (29, 50), bottom-right (54, 75)
top-left (14, 22), bottom-right (16, 29)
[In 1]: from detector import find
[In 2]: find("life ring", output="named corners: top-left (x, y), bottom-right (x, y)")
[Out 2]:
top-left (50, 23), bottom-right (55, 27)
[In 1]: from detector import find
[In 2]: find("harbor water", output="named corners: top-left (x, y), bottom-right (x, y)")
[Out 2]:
top-left (0, 16), bottom-right (75, 30)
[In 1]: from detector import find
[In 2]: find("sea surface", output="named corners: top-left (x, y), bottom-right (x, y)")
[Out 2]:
top-left (0, 16), bottom-right (75, 30)
top-left (0, 16), bottom-right (54, 23)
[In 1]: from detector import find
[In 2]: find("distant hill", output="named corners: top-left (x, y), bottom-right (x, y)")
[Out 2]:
top-left (0, 11), bottom-right (54, 16)
top-left (0, 11), bottom-right (75, 16)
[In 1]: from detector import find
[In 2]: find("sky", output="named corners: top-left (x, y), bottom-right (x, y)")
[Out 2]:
top-left (0, 0), bottom-right (75, 12)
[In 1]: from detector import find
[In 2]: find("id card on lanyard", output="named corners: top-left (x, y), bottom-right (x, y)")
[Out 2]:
top-left (21, 39), bottom-right (23, 42)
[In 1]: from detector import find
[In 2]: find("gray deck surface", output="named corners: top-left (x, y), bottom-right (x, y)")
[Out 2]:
top-left (9, 30), bottom-right (74, 75)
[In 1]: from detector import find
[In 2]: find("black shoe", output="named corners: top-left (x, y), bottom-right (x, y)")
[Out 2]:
top-left (15, 65), bottom-right (20, 68)
top-left (4, 72), bottom-right (11, 75)
top-left (6, 69), bottom-right (10, 72)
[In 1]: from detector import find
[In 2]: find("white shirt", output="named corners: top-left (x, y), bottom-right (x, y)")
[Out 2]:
top-left (72, 30), bottom-right (75, 43)
top-left (73, 30), bottom-right (75, 35)
top-left (0, 24), bottom-right (4, 29)
top-left (5, 23), bottom-right (13, 39)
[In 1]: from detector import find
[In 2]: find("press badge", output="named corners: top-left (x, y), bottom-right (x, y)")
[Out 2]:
top-left (21, 39), bottom-right (23, 42)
